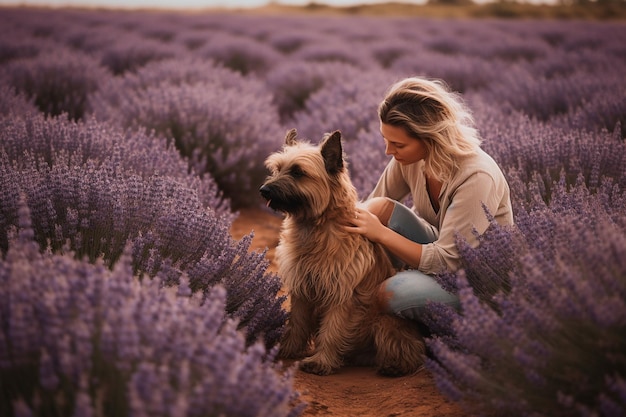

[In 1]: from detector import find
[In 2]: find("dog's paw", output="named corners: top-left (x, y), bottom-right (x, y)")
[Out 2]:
top-left (299, 359), bottom-right (334, 376)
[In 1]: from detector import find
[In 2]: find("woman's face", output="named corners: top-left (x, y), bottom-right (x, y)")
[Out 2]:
top-left (380, 122), bottom-right (427, 165)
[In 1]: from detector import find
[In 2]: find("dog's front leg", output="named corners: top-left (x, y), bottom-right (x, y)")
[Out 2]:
top-left (300, 302), bottom-right (359, 376)
top-left (279, 294), bottom-right (316, 360)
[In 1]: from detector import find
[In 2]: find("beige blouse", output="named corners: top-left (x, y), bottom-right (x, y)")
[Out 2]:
top-left (368, 148), bottom-right (514, 275)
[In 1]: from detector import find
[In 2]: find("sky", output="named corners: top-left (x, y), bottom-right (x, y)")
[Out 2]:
top-left (0, 0), bottom-right (426, 10)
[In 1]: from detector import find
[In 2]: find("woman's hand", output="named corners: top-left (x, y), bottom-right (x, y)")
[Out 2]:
top-left (344, 206), bottom-right (388, 243)
top-left (345, 203), bottom-right (424, 268)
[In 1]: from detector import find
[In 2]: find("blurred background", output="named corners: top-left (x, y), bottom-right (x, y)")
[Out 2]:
top-left (0, 0), bottom-right (586, 11)
top-left (1, 0), bottom-right (623, 20)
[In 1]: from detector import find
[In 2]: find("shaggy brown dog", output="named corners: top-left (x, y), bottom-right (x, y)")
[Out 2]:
top-left (260, 129), bottom-right (425, 376)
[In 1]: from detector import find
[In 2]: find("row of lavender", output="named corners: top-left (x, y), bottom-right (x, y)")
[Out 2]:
top-left (2, 8), bottom-right (624, 204)
top-left (1, 6), bottom-right (625, 417)
top-left (0, 8), bottom-right (304, 417)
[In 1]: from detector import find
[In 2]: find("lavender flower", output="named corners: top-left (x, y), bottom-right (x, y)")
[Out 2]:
top-left (0, 36), bottom-right (42, 64)
top-left (483, 66), bottom-right (619, 122)
top-left (554, 91), bottom-right (626, 138)
top-left (292, 69), bottom-right (393, 143)
top-left (426, 185), bottom-right (626, 416)
top-left (290, 39), bottom-right (377, 69)
top-left (197, 32), bottom-right (284, 75)
top-left (265, 60), bottom-right (363, 123)
top-left (266, 27), bottom-right (329, 54)
top-left (98, 33), bottom-right (183, 75)
top-left (0, 114), bottom-right (229, 215)
top-left (88, 68), bottom-right (283, 208)
top-left (290, 70), bottom-right (396, 197)
top-left (0, 47), bottom-right (110, 120)
top-left (0, 85), bottom-right (39, 118)
top-left (0, 201), bottom-right (304, 416)
top-left (0, 114), bottom-right (286, 347)
top-left (391, 50), bottom-right (501, 93)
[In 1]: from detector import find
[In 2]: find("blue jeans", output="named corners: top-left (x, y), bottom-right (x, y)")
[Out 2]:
top-left (383, 202), bottom-right (460, 321)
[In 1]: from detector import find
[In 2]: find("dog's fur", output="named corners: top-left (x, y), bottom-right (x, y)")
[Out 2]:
top-left (260, 129), bottom-right (425, 376)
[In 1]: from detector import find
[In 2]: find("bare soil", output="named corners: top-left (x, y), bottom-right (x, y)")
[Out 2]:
top-left (230, 207), bottom-right (466, 417)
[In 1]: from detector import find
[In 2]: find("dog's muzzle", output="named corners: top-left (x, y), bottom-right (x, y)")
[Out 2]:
top-left (259, 183), bottom-right (306, 214)
top-left (259, 184), bottom-right (273, 205)
top-left (260, 184), bottom-right (282, 210)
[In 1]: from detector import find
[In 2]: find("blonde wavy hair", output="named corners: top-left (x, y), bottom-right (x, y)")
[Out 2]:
top-left (378, 77), bottom-right (481, 182)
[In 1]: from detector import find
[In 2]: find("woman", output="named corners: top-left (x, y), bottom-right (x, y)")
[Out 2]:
top-left (346, 77), bottom-right (513, 321)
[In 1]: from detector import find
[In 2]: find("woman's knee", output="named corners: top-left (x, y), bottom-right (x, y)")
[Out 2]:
top-left (363, 197), bottom-right (395, 226)
top-left (378, 271), bottom-right (461, 321)
top-left (376, 280), bottom-right (394, 313)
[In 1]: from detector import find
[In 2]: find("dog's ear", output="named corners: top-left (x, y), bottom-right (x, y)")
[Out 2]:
top-left (321, 130), bottom-right (344, 175)
top-left (285, 128), bottom-right (298, 146)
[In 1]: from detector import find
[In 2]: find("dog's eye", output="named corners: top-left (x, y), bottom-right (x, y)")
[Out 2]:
top-left (290, 165), bottom-right (305, 179)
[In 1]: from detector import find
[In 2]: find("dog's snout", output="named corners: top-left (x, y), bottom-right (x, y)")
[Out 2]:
top-left (259, 184), bottom-right (272, 200)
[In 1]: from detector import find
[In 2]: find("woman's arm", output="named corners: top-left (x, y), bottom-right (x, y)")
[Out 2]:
top-left (348, 171), bottom-right (507, 274)
top-left (347, 207), bottom-right (423, 268)
top-left (419, 171), bottom-right (504, 273)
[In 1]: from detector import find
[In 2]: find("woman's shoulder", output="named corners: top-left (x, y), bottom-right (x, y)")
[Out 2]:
top-left (456, 148), bottom-right (506, 181)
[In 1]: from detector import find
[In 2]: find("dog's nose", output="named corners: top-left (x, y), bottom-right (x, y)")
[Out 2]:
top-left (259, 184), bottom-right (271, 200)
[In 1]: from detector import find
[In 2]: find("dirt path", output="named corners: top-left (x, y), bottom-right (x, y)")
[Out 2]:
top-left (231, 207), bottom-right (465, 417)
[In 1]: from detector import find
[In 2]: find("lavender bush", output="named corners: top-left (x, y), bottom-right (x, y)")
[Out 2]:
top-left (98, 34), bottom-right (184, 75)
top-left (553, 87), bottom-right (626, 138)
top-left (0, 114), bottom-right (286, 348)
top-left (0, 200), bottom-right (304, 417)
top-left (196, 33), bottom-right (284, 75)
top-left (426, 180), bottom-right (626, 417)
top-left (88, 58), bottom-right (284, 208)
top-left (0, 37), bottom-right (42, 64)
top-left (391, 50), bottom-right (500, 93)
top-left (0, 113), bottom-right (229, 218)
top-left (425, 95), bottom-right (626, 414)
top-left (475, 110), bottom-right (626, 211)
top-left (266, 27), bottom-right (330, 54)
top-left (0, 86), bottom-right (39, 118)
top-left (290, 40), bottom-right (377, 69)
top-left (291, 70), bottom-right (398, 198)
top-left (0, 47), bottom-right (110, 120)
top-left (2, 7), bottom-right (626, 416)
top-left (265, 60), bottom-right (362, 123)
top-left (483, 67), bottom-right (618, 122)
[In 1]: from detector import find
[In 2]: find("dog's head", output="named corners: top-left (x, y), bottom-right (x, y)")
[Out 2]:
top-left (260, 128), bottom-right (354, 220)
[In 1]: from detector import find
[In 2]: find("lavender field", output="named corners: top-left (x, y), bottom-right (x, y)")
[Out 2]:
top-left (1, 6), bottom-right (625, 417)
